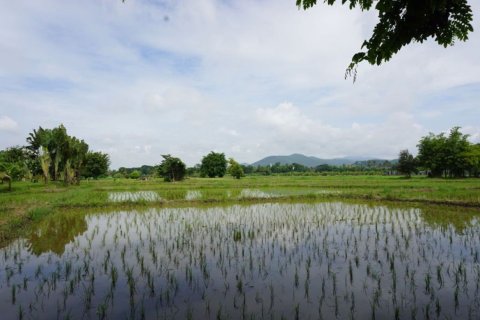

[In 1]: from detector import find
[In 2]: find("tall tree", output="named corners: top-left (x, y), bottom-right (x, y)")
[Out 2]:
top-left (82, 152), bottom-right (110, 179)
top-left (417, 127), bottom-right (472, 178)
top-left (463, 144), bottom-right (480, 177)
top-left (0, 146), bottom-right (31, 181)
top-left (39, 146), bottom-right (51, 184)
top-left (27, 126), bottom-right (53, 183)
top-left (63, 137), bottom-right (89, 185)
top-left (158, 154), bottom-right (186, 182)
top-left (200, 152), bottom-right (227, 178)
top-left (444, 127), bottom-right (471, 178)
top-left (227, 158), bottom-right (244, 179)
top-left (49, 125), bottom-right (69, 181)
top-left (397, 149), bottom-right (417, 178)
top-left (27, 125), bottom-right (89, 185)
top-left (297, 0), bottom-right (474, 78)
top-left (417, 132), bottom-right (447, 177)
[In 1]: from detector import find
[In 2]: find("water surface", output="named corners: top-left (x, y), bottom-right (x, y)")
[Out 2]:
top-left (1, 202), bottom-right (479, 319)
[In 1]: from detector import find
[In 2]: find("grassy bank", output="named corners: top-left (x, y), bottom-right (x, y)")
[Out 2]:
top-left (1, 175), bottom-right (479, 244)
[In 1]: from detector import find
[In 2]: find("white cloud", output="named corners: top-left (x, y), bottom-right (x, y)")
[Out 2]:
top-left (257, 102), bottom-right (313, 133)
top-left (0, 0), bottom-right (479, 167)
top-left (463, 126), bottom-right (480, 144)
top-left (253, 103), bottom-right (424, 158)
top-left (0, 116), bottom-right (18, 132)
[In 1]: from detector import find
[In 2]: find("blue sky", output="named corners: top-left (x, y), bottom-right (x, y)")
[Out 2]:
top-left (1, 0), bottom-right (479, 168)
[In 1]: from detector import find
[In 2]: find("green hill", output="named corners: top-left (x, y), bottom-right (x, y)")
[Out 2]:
top-left (251, 154), bottom-right (356, 167)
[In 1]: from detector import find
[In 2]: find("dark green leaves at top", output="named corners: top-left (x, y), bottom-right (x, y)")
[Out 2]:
top-left (158, 154), bottom-right (186, 182)
top-left (200, 152), bottom-right (227, 178)
top-left (297, 0), bottom-right (474, 79)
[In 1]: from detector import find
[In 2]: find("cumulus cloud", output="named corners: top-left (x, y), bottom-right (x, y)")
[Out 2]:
top-left (257, 102), bottom-right (313, 133)
top-left (462, 126), bottom-right (480, 144)
top-left (254, 103), bottom-right (424, 158)
top-left (0, 116), bottom-right (18, 132)
top-left (0, 0), bottom-right (479, 167)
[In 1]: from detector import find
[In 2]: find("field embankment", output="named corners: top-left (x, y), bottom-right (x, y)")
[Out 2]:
top-left (1, 175), bottom-right (479, 245)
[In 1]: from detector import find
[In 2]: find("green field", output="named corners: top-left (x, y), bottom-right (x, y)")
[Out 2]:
top-left (1, 175), bottom-right (479, 245)
top-left (1, 176), bottom-right (480, 319)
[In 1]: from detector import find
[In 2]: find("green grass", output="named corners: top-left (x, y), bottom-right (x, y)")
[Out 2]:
top-left (0, 175), bottom-right (479, 244)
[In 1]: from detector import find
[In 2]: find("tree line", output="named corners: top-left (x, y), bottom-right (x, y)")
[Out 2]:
top-left (398, 127), bottom-right (480, 178)
top-left (3, 125), bottom-right (478, 189)
top-left (110, 151), bottom-right (245, 182)
top-left (0, 124), bottom-right (110, 185)
top-left (152, 152), bottom-right (243, 182)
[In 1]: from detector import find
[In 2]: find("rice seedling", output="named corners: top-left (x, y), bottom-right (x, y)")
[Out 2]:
top-left (239, 189), bottom-right (278, 199)
top-left (0, 201), bottom-right (479, 319)
top-left (185, 190), bottom-right (202, 201)
top-left (108, 191), bottom-right (160, 203)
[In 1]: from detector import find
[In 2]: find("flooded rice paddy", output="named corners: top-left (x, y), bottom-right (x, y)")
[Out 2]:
top-left (108, 191), bottom-right (160, 202)
top-left (238, 189), bottom-right (279, 199)
top-left (107, 188), bottom-right (332, 203)
top-left (1, 202), bottom-right (480, 319)
top-left (185, 190), bottom-right (202, 201)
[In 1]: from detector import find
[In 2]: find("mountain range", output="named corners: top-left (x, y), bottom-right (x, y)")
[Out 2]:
top-left (250, 153), bottom-right (393, 167)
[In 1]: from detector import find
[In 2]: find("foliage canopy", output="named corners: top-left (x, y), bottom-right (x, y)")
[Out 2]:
top-left (82, 152), bottom-right (110, 179)
top-left (26, 125), bottom-right (89, 184)
top-left (297, 0), bottom-right (474, 78)
top-left (417, 127), bottom-right (476, 178)
top-left (227, 158), bottom-right (244, 179)
top-left (158, 154), bottom-right (187, 182)
top-left (200, 152), bottom-right (227, 178)
top-left (397, 149), bottom-right (417, 178)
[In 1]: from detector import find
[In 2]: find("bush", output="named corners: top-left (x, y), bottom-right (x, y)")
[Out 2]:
top-left (227, 158), bottom-right (244, 179)
top-left (129, 170), bottom-right (141, 179)
top-left (28, 207), bottom-right (53, 221)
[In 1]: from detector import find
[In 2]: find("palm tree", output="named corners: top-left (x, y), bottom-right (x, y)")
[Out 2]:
top-left (39, 146), bottom-right (51, 184)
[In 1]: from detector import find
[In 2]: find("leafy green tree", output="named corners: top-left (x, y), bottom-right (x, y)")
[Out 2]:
top-left (26, 127), bottom-right (48, 153)
top-left (227, 158), bottom-right (244, 179)
top-left (463, 144), bottom-right (480, 177)
top-left (315, 164), bottom-right (334, 172)
top-left (417, 132), bottom-right (447, 177)
top-left (186, 164), bottom-right (201, 177)
top-left (417, 127), bottom-right (472, 178)
top-left (200, 152), bottom-right (227, 178)
top-left (397, 150), bottom-right (417, 178)
top-left (50, 125), bottom-right (69, 181)
top-left (241, 165), bottom-right (254, 174)
top-left (158, 154), bottom-right (186, 182)
top-left (129, 170), bottom-right (141, 179)
top-left (62, 136), bottom-right (89, 185)
top-left (0, 146), bottom-right (26, 163)
top-left (255, 165), bottom-right (272, 176)
top-left (297, 0), bottom-right (474, 78)
top-left (444, 127), bottom-right (471, 178)
top-left (118, 167), bottom-right (128, 177)
top-left (39, 146), bottom-right (51, 184)
top-left (0, 146), bottom-right (31, 181)
top-left (113, 172), bottom-right (124, 179)
top-left (27, 127), bottom-right (52, 183)
top-left (27, 125), bottom-right (89, 184)
top-left (82, 152), bottom-right (110, 179)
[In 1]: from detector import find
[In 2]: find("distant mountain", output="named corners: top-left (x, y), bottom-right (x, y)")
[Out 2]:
top-left (251, 154), bottom-right (357, 167)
